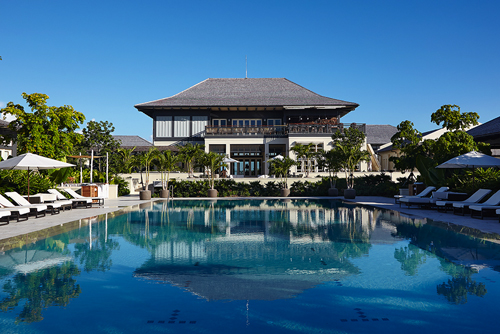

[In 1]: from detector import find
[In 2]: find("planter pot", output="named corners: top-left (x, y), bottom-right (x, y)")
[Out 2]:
top-left (160, 189), bottom-right (170, 198)
top-left (344, 188), bottom-right (356, 199)
top-left (208, 189), bottom-right (218, 198)
top-left (139, 190), bottom-right (151, 200)
top-left (328, 188), bottom-right (339, 197)
top-left (280, 188), bottom-right (291, 197)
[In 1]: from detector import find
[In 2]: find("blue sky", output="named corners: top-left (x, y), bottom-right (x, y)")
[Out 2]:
top-left (1, 0), bottom-right (499, 142)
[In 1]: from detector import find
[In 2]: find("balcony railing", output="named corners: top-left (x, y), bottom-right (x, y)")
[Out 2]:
top-left (205, 123), bottom-right (365, 137)
top-left (205, 126), bottom-right (287, 136)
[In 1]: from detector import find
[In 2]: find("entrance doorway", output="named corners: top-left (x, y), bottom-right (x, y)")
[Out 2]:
top-left (230, 144), bottom-right (264, 177)
top-left (234, 158), bottom-right (262, 176)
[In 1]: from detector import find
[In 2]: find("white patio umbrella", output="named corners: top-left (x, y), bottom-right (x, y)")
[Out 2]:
top-left (0, 153), bottom-right (74, 199)
top-left (223, 157), bottom-right (239, 163)
top-left (266, 154), bottom-right (284, 162)
top-left (436, 151), bottom-right (500, 169)
top-left (436, 151), bottom-right (500, 186)
top-left (223, 157), bottom-right (239, 176)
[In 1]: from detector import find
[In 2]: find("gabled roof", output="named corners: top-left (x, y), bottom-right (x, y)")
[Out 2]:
top-left (114, 135), bottom-right (152, 148)
top-left (467, 116), bottom-right (500, 138)
top-left (113, 135), bottom-right (178, 152)
top-left (366, 125), bottom-right (398, 145)
top-left (376, 128), bottom-right (444, 153)
top-left (135, 78), bottom-right (358, 109)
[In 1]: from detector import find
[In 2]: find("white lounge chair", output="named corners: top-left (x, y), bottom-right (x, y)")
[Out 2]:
top-left (454, 190), bottom-right (500, 216)
top-left (0, 209), bottom-right (12, 225)
top-left (5, 192), bottom-right (53, 216)
top-left (468, 192), bottom-right (500, 219)
top-left (396, 186), bottom-right (436, 205)
top-left (63, 188), bottom-right (104, 206)
top-left (435, 189), bottom-right (492, 212)
top-left (48, 189), bottom-right (92, 208)
top-left (399, 187), bottom-right (447, 208)
top-left (0, 193), bottom-right (47, 218)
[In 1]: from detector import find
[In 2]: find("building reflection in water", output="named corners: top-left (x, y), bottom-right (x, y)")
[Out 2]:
top-left (131, 199), bottom-right (403, 301)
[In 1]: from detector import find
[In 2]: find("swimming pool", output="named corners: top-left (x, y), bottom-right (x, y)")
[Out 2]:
top-left (0, 198), bottom-right (499, 333)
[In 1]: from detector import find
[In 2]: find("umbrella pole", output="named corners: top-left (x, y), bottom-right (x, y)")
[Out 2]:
top-left (90, 150), bottom-right (94, 183)
top-left (80, 152), bottom-right (83, 184)
top-left (27, 168), bottom-right (30, 201)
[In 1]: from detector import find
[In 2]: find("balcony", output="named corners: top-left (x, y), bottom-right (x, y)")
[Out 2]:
top-left (205, 123), bottom-right (365, 137)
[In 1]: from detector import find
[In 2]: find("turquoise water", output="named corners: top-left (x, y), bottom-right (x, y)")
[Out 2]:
top-left (0, 199), bottom-right (499, 333)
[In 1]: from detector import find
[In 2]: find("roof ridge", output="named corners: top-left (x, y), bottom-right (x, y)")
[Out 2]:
top-left (135, 78), bottom-right (210, 107)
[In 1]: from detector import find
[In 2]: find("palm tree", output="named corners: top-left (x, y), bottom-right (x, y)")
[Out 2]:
top-left (134, 147), bottom-right (158, 191)
top-left (331, 128), bottom-right (369, 189)
top-left (116, 146), bottom-right (136, 173)
top-left (270, 156), bottom-right (298, 189)
top-left (155, 150), bottom-right (180, 191)
top-left (317, 149), bottom-right (343, 189)
top-left (178, 143), bottom-right (205, 177)
top-left (290, 142), bottom-right (315, 177)
top-left (199, 151), bottom-right (225, 190)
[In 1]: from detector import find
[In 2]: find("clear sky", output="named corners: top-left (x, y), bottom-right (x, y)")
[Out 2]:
top-left (1, 0), bottom-right (499, 142)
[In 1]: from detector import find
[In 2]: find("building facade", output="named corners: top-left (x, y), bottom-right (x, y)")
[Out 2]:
top-left (135, 78), bottom-right (366, 176)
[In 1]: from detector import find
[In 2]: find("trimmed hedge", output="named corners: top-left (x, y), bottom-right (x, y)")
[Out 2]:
top-left (163, 174), bottom-right (399, 198)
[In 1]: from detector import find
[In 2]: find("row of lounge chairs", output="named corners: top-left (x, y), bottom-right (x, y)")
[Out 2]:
top-left (397, 186), bottom-right (500, 220)
top-left (0, 188), bottom-right (104, 226)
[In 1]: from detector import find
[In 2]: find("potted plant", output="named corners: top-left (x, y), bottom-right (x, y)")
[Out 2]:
top-left (270, 156), bottom-right (298, 197)
top-left (155, 149), bottom-right (179, 198)
top-left (317, 148), bottom-right (343, 196)
top-left (200, 151), bottom-right (225, 197)
top-left (331, 127), bottom-right (370, 199)
top-left (135, 147), bottom-right (157, 200)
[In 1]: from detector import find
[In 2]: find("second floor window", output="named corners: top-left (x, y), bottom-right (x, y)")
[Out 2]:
top-left (268, 119), bottom-right (282, 126)
top-left (232, 119), bottom-right (262, 127)
top-left (213, 119), bottom-right (227, 127)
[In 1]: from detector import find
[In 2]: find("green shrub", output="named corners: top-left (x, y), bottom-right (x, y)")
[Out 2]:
top-left (111, 175), bottom-right (130, 196)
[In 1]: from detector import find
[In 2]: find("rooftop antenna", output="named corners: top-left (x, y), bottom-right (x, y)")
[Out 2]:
top-left (245, 55), bottom-right (248, 78)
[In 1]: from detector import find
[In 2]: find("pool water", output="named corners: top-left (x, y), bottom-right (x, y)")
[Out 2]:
top-left (1, 199), bottom-right (499, 333)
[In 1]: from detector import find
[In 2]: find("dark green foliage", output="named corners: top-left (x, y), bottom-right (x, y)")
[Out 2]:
top-left (165, 174), bottom-right (400, 198)
top-left (168, 179), bottom-right (285, 197)
top-left (48, 167), bottom-right (72, 184)
top-left (416, 155), bottom-right (445, 187)
top-left (111, 175), bottom-right (130, 196)
top-left (0, 170), bottom-right (56, 195)
top-left (351, 173), bottom-right (399, 196)
top-left (290, 174), bottom-right (398, 197)
top-left (446, 168), bottom-right (500, 194)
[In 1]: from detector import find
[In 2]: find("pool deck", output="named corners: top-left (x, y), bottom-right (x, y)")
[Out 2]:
top-left (1, 195), bottom-right (499, 243)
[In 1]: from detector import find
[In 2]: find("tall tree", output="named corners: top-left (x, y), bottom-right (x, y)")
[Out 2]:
top-left (331, 127), bottom-right (369, 189)
top-left (0, 93), bottom-right (85, 159)
top-left (429, 105), bottom-right (489, 163)
top-left (81, 120), bottom-right (120, 156)
top-left (389, 120), bottom-right (423, 183)
top-left (290, 142), bottom-right (315, 177)
top-left (80, 120), bottom-right (121, 173)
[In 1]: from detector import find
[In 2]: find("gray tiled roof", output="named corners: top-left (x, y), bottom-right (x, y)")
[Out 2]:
top-left (366, 125), bottom-right (398, 145)
top-left (135, 78), bottom-right (358, 108)
top-left (113, 135), bottom-right (152, 148)
top-left (0, 119), bottom-right (10, 127)
top-left (467, 116), bottom-right (500, 138)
